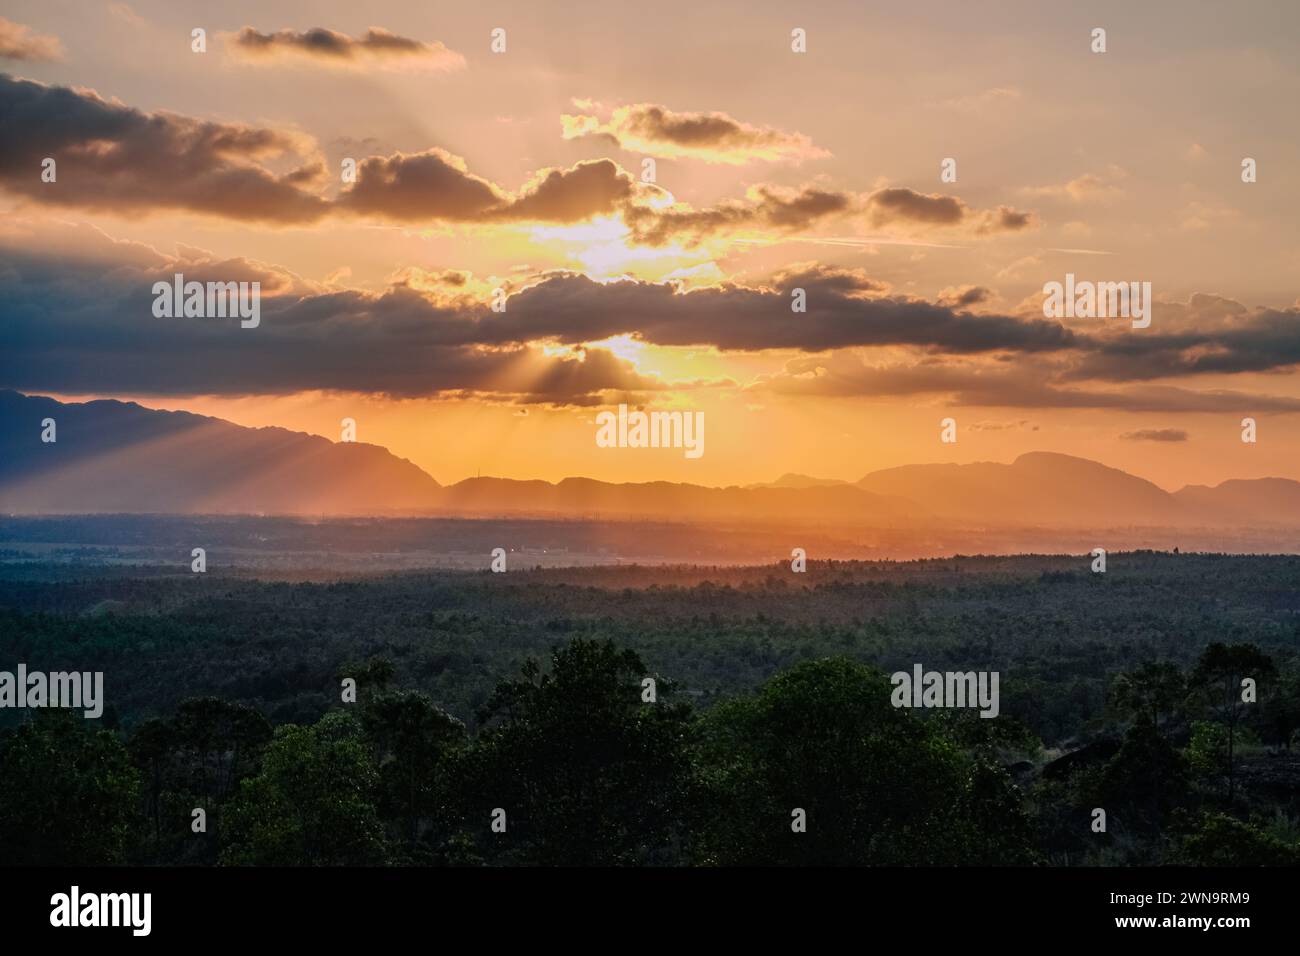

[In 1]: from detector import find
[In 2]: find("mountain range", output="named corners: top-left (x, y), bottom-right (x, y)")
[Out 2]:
top-left (2, 390), bottom-right (1298, 529)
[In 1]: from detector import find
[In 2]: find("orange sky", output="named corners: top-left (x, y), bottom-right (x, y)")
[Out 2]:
top-left (3, 0), bottom-right (1299, 488)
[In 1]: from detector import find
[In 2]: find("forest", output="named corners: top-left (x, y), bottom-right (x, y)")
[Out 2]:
top-left (1, 549), bottom-right (1298, 866)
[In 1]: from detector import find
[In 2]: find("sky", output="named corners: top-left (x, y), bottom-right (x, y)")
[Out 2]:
top-left (2, 0), bottom-right (1299, 489)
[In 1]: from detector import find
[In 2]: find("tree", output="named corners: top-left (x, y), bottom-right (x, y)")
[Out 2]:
top-left (695, 657), bottom-right (1034, 865)
top-left (1189, 643), bottom-right (1276, 802)
top-left (127, 698), bottom-right (271, 864)
top-left (456, 638), bottom-right (698, 865)
top-left (0, 711), bottom-right (139, 865)
top-left (220, 711), bottom-right (387, 866)
top-left (1172, 810), bottom-right (1299, 866)
top-left (1097, 722), bottom-right (1190, 832)
top-left (359, 690), bottom-right (466, 860)
top-left (1110, 661), bottom-right (1185, 737)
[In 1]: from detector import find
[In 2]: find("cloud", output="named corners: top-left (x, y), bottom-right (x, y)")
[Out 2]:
top-left (499, 159), bottom-right (638, 222)
top-left (0, 17), bottom-right (63, 61)
top-left (752, 352), bottom-right (1300, 413)
top-left (0, 76), bottom-right (1038, 248)
top-left (338, 153), bottom-right (640, 224)
top-left (0, 77), bottom-right (636, 230)
top-left (622, 184), bottom-right (852, 246)
top-left (228, 26), bottom-right (465, 72)
top-left (2, 220), bottom-right (1297, 415)
top-left (866, 188), bottom-right (1035, 234)
top-left (1120, 428), bottom-right (1189, 442)
top-left (337, 149), bottom-right (506, 221)
top-left (1065, 296), bottom-right (1300, 381)
top-left (938, 285), bottom-right (993, 308)
top-left (473, 271), bottom-right (1075, 354)
top-left (0, 74), bottom-right (329, 223)
top-left (0, 221), bottom-right (661, 404)
top-left (1023, 166), bottom-right (1127, 203)
top-left (561, 102), bottom-right (828, 164)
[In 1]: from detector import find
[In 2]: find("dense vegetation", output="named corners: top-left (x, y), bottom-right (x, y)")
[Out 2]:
top-left (1, 551), bottom-right (1298, 865)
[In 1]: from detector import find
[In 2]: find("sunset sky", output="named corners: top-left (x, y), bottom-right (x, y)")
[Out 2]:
top-left (2, 0), bottom-right (1299, 489)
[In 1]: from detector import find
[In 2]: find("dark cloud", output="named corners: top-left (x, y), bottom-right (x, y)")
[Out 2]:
top-left (754, 352), bottom-right (1300, 413)
top-left (494, 159), bottom-right (637, 222)
top-left (939, 285), bottom-right (993, 308)
top-left (867, 188), bottom-right (964, 226)
top-left (339, 154), bottom-right (638, 224)
top-left (0, 74), bottom-right (329, 223)
top-left (0, 223), bottom-right (659, 404)
top-left (624, 185), bottom-right (852, 246)
top-left (229, 26), bottom-right (464, 71)
top-left (866, 188), bottom-right (1034, 234)
top-left (1068, 305), bottom-right (1300, 381)
top-left (472, 272), bottom-right (1075, 353)
top-left (2, 222), bottom-right (1296, 414)
top-left (337, 149), bottom-right (505, 222)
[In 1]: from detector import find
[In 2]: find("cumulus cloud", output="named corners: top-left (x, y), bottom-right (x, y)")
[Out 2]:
top-left (938, 285), bottom-right (993, 308)
top-left (0, 17), bottom-right (63, 61)
top-left (623, 184), bottom-right (852, 246)
top-left (336, 148), bottom-right (506, 221)
top-left (229, 26), bottom-right (465, 72)
top-left (0, 76), bottom-right (1039, 248)
top-left (866, 187), bottom-right (1035, 234)
top-left (561, 101), bottom-right (828, 164)
top-left (0, 73), bottom-right (329, 223)
top-left (338, 154), bottom-right (640, 224)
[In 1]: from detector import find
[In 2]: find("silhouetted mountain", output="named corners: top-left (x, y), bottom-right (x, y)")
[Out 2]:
top-left (856, 452), bottom-right (1189, 527)
top-left (1173, 477), bottom-right (1300, 526)
top-left (4, 392), bottom-right (1299, 530)
top-left (0, 390), bottom-right (440, 514)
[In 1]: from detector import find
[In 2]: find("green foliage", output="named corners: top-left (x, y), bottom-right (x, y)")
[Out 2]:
top-left (359, 690), bottom-right (466, 862)
top-left (1171, 810), bottom-right (1300, 866)
top-left (1096, 722), bottom-right (1191, 831)
top-left (220, 711), bottom-right (387, 866)
top-left (1185, 720), bottom-right (1229, 780)
top-left (695, 658), bottom-right (1035, 865)
top-left (454, 639), bottom-right (698, 865)
top-left (0, 710), bottom-right (139, 865)
top-left (2, 551), bottom-right (1298, 867)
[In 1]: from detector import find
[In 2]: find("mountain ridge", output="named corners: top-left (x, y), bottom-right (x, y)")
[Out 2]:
top-left (3, 390), bottom-right (1299, 527)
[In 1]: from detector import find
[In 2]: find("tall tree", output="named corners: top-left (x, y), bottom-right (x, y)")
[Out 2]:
top-left (457, 638), bottom-right (698, 865)
top-left (1189, 643), bottom-right (1276, 802)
